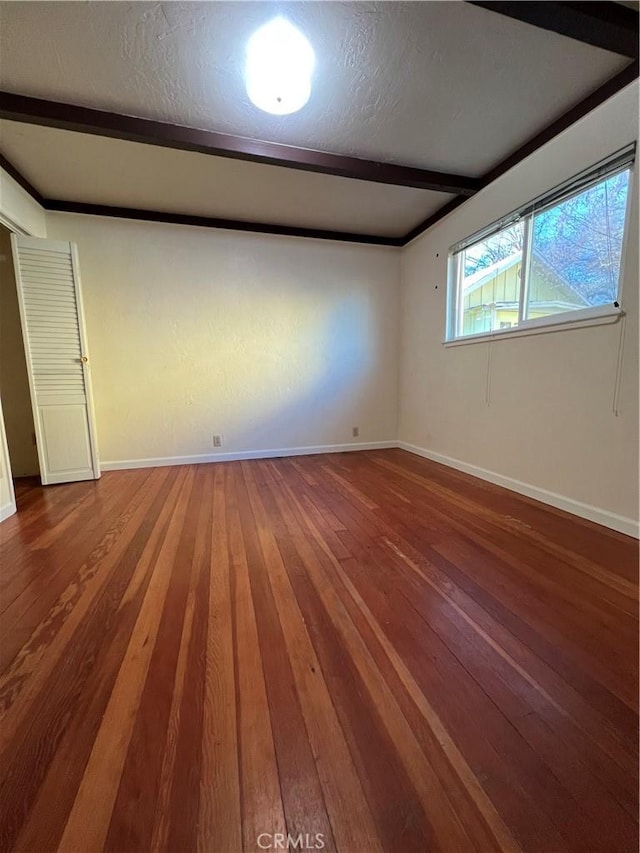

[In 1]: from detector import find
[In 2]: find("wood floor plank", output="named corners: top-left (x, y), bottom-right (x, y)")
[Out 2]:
top-left (0, 468), bottom-right (180, 852)
top-left (56, 467), bottom-right (190, 853)
top-left (15, 468), bottom-right (185, 853)
top-left (309, 458), bottom-right (637, 784)
top-left (235, 463), bottom-right (337, 851)
top-left (197, 464), bottom-right (242, 853)
top-left (0, 450), bottom-right (636, 853)
top-left (226, 466), bottom-right (287, 852)
top-left (102, 468), bottom-right (202, 852)
top-left (247, 460), bottom-right (382, 853)
top-left (0, 470), bottom-right (151, 670)
top-left (0, 467), bottom-right (172, 739)
top-left (277, 459), bottom-right (564, 853)
top-left (337, 453), bottom-right (639, 721)
top-left (162, 467), bottom-right (212, 853)
top-left (266, 463), bottom-right (478, 852)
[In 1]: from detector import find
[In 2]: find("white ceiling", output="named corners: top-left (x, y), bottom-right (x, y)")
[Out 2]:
top-left (0, 1), bottom-right (627, 175)
top-left (0, 1), bottom-right (632, 238)
top-left (0, 120), bottom-right (451, 237)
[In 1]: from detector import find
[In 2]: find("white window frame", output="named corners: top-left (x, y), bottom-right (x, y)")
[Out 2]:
top-left (445, 145), bottom-right (635, 345)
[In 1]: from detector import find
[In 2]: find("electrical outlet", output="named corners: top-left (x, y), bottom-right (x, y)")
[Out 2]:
top-left (213, 434), bottom-right (223, 448)
top-left (352, 426), bottom-right (359, 438)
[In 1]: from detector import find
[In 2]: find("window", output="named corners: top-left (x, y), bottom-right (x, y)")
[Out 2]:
top-left (447, 147), bottom-right (634, 342)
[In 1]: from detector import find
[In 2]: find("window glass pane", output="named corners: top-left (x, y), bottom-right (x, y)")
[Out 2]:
top-left (526, 169), bottom-right (630, 321)
top-left (458, 222), bottom-right (524, 337)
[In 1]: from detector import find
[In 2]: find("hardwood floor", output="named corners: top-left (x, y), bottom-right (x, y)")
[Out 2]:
top-left (0, 449), bottom-right (637, 853)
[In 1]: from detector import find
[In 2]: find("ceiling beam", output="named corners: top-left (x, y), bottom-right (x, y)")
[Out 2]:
top-left (0, 91), bottom-right (480, 197)
top-left (468, 1), bottom-right (639, 58)
top-left (43, 200), bottom-right (404, 246)
top-left (3, 58), bottom-right (636, 248)
top-left (0, 152), bottom-right (44, 205)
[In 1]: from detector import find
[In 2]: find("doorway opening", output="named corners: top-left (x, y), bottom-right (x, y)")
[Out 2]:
top-left (0, 222), bottom-right (41, 493)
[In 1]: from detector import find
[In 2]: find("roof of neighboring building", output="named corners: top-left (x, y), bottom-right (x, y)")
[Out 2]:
top-left (464, 250), bottom-right (590, 307)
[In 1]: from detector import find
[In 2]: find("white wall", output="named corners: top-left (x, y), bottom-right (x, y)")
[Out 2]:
top-left (45, 214), bottom-right (400, 466)
top-left (399, 80), bottom-right (639, 534)
top-left (0, 166), bottom-right (46, 238)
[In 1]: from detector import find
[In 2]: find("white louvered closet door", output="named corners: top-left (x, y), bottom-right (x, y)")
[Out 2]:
top-left (11, 235), bottom-right (100, 485)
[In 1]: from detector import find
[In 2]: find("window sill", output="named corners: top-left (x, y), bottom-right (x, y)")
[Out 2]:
top-left (443, 306), bottom-right (624, 347)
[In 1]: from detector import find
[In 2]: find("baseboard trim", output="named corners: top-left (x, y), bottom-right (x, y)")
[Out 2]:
top-left (398, 442), bottom-right (639, 538)
top-left (101, 440), bottom-right (397, 472)
top-left (0, 500), bottom-right (17, 522)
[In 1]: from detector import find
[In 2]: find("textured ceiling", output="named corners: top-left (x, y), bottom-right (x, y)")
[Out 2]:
top-left (0, 1), bottom-right (633, 239)
top-left (0, 1), bottom-right (628, 175)
top-left (0, 120), bottom-right (451, 238)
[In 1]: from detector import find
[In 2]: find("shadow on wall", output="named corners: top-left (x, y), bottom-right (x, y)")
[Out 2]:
top-left (225, 291), bottom-right (376, 450)
top-left (113, 288), bottom-right (382, 456)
